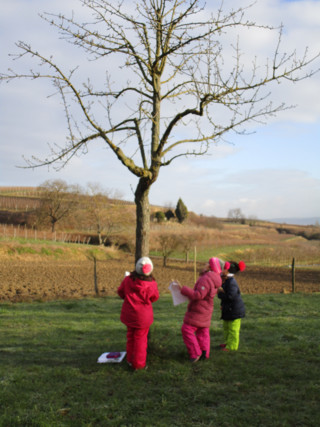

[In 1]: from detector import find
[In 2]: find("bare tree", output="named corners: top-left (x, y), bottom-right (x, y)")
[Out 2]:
top-left (157, 233), bottom-right (180, 267)
top-left (1, 0), bottom-right (319, 260)
top-left (247, 214), bottom-right (259, 226)
top-left (85, 182), bottom-right (120, 245)
top-left (36, 180), bottom-right (79, 232)
top-left (228, 208), bottom-right (245, 224)
top-left (180, 234), bottom-right (197, 263)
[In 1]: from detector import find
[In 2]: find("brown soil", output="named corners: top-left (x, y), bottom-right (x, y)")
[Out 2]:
top-left (0, 257), bottom-right (319, 302)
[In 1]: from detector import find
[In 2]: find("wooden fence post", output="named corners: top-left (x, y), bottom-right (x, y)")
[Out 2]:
top-left (93, 257), bottom-right (99, 296)
top-left (291, 257), bottom-right (295, 293)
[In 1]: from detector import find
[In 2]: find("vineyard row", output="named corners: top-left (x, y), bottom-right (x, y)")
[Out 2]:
top-left (0, 224), bottom-right (91, 244)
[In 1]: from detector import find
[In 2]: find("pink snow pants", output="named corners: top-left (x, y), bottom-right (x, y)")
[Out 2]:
top-left (126, 326), bottom-right (149, 370)
top-left (181, 323), bottom-right (210, 359)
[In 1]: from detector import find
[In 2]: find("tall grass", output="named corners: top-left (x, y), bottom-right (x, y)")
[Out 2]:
top-left (1, 294), bottom-right (319, 426)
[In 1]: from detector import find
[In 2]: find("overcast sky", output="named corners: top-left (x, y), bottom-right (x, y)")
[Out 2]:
top-left (1, 0), bottom-right (320, 222)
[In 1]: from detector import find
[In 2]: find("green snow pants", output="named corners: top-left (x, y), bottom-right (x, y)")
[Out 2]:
top-left (223, 318), bottom-right (242, 351)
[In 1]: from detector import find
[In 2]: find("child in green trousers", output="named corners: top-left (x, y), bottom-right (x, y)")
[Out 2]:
top-left (218, 261), bottom-right (246, 351)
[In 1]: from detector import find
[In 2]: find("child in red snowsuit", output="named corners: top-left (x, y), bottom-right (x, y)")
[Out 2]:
top-left (177, 257), bottom-right (222, 362)
top-left (117, 257), bottom-right (159, 370)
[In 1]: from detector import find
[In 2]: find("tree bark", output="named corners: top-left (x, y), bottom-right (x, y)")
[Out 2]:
top-left (135, 178), bottom-right (151, 262)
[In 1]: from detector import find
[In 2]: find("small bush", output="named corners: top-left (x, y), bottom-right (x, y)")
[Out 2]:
top-left (155, 211), bottom-right (166, 223)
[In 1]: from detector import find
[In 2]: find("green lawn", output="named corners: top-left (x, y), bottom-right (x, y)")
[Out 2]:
top-left (0, 294), bottom-right (319, 426)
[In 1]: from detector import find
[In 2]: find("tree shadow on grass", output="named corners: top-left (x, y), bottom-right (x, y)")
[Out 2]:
top-left (0, 325), bottom-right (127, 370)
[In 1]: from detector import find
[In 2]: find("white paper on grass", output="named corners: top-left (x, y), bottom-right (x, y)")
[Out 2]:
top-left (97, 351), bottom-right (127, 363)
top-left (169, 281), bottom-right (189, 306)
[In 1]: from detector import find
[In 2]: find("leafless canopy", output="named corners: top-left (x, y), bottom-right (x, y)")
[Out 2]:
top-left (2, 0), bottom-right (319, 259)
top-left (2, 0), bottom-right (319, 179)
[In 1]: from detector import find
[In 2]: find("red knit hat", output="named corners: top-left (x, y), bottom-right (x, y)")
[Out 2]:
top-left (227, 261), bottom-right (246, 274)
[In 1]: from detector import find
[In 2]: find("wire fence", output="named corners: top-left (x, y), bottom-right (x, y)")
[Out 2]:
top-left (0, 195), bottom-right (41, 211)
top-left (0, 224), bottom-right (91, 244)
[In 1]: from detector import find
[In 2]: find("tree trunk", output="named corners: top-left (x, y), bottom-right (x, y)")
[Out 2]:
top-left (98, 231), bottom-right (103, 246)
top-left (135, 178), bottom-right (151, 262)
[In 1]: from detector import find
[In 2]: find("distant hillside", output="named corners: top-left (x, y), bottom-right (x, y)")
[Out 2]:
top-left (0, 186), bottom-right (319, 228)
top-left (269, 217), bottom-right (320, 226)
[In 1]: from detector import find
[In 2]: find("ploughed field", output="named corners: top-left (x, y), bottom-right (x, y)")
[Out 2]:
top-left (1, 257), bottom-right (319, 302)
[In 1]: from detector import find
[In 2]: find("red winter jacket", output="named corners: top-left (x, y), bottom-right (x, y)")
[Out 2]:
top-left (181, 271), bottom-right (222, 328)
top-left (118, 273), bottom-right (159, 328)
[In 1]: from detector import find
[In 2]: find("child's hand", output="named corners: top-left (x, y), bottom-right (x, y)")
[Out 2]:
top-left (172, 279), bottom-right (182, 290)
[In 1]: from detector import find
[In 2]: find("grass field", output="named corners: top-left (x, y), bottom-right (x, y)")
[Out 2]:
top-left (1, 293), bottom-right (319, 426)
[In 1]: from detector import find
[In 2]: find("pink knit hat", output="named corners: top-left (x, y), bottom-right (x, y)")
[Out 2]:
top-left (209, 257), bottom-right (222, 274)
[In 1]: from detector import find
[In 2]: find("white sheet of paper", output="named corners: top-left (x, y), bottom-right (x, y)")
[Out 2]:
top-left (169, 281), bottom-right (189, 306)
top-left (97, 351), bottom-right (127, 363)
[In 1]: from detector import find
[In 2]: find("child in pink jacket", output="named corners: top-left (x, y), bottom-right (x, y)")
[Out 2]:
top-left (118, 257), bottom-right (159, 370)
top-left (177, 257), bottom-right (222, 362)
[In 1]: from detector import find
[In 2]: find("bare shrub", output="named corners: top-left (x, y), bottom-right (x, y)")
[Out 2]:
top-left (156, 233), bottom-right (181, 267)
